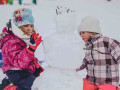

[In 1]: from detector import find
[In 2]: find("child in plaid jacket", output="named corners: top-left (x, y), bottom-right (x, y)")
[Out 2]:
top-left (76, 16), bottom-right (120, 90)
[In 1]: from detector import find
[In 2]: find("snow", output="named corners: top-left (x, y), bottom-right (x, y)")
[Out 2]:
top-left (35, 10), bottom-right (85, 89)
top-left (33, 66), bottom-right (85, 90)
top-left (42, 10), bottom-right (84, 69)
top-left (0, 0), bottom-right (120, 90)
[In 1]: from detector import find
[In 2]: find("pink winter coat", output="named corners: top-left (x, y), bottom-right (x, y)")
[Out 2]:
top-left (0, 33), bottom-right (37, 73)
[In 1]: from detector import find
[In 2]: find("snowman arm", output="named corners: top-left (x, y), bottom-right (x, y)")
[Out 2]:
top-left (56, 6), bottom-right (74, 15)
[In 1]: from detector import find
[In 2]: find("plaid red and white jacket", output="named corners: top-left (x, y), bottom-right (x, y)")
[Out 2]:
top-left (80, 34), bottom-right (120, 87)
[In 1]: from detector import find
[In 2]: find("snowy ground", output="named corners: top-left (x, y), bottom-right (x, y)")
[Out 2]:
top-left (0, 0), bottom-right (120, 90)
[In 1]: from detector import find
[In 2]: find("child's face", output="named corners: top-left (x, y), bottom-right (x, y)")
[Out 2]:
top-left (20, 24), bottom-right (35, 36)
top-left (80, 32), bottom-right (94, 42)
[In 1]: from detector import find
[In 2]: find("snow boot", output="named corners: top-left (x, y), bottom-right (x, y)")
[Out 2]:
top-left (0, 77), bottom-right (11, 90)
top-left (3, 85), bottom-right (17, 90)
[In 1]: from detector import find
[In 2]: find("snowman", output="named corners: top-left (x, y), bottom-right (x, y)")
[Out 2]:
top-left (33, 6), bottom-right (85, 90)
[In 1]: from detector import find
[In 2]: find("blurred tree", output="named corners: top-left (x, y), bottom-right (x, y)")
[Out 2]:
top-left (19, 0), bottom-right (22, 5)
top-left (7, 0), bottom-right (13, 5)
top-left (33, 0), bottom-right (36, 4)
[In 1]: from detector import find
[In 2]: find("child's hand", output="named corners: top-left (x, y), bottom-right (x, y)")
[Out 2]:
top-left (76, 68), bottom-right (80, 72)
top-left (29, 33), bottom-right (42, 46)
top-left (26, 33), bottom-right (42, 55)
top-left (33, 60), bottom-right (44, 77)
top-left (76, 64), bottom-right (86, 72)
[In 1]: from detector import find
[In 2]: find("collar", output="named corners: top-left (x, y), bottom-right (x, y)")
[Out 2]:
top-left (85, 34), bottom-right (102, 46)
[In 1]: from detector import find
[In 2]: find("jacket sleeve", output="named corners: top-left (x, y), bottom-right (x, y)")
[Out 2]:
top-left (109, 39), bottom-right (120, 63)
top-left (79, 58), bottom-right (88, 70)
top-left (5, 40), bottom-right (37, 69)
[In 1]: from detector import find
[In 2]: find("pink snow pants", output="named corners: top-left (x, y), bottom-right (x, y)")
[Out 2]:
top-left (83, 78), bottom-right (120, 90)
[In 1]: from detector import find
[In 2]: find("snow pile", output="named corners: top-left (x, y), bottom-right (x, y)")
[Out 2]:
top-left (0, 69), bottom-right (6, 82)
top-left (33, 67), bottom-right (84, 90)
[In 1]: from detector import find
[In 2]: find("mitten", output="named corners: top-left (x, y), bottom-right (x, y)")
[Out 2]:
top-left (26, 33), bottom-right (42, 55)
top-left (33, 60), bottom-right (44, 77)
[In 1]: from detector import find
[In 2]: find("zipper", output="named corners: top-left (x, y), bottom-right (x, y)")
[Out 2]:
top-left (90, 40), bottom-right (96, 85)
top-left (106, 64), bottom-right (112, 79)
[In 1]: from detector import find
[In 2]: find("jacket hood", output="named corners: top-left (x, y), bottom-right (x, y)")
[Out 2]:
top-left (0, 20), bottom-right (30, 49)
top-left (0, 34), bottom-right (14, 49)
top-left (11, 20), bottom-right (30, 39)
top-left (1, 19), bottom-right (30, 40)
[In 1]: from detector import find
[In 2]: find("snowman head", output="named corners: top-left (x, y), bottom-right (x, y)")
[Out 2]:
top-left (55, 6), bottom-right (77, 34)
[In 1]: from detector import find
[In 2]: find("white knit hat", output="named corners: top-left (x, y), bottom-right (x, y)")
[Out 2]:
top-left (78, 16), bottom-right (101, 34)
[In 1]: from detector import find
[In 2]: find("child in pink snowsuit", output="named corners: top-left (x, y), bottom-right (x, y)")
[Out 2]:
top-left (0, 8), bottom-right (44, 90)
top-left (76, 16), bottom-right (120, 90)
